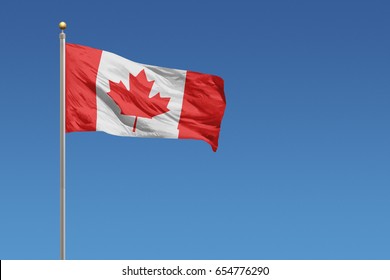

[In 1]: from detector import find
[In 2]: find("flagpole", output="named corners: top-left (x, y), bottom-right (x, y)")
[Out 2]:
top-left (59, 21), bottom-right (67, 260)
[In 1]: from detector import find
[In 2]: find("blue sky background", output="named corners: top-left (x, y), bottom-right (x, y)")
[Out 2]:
top-left (0, 0), bottom-right (389, 260)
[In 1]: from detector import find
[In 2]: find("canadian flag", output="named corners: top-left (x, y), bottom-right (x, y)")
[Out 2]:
top-left (66, 44), bottom-right (226, 151)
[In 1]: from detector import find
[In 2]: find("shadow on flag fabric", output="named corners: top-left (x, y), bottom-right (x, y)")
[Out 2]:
top-left (66, 44), bottom-right (226, 151)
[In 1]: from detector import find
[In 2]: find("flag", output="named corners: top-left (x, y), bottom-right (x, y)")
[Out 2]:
top-left (66, 44), bottom-right (226, 151)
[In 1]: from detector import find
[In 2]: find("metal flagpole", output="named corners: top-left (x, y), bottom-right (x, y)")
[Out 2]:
top-left (59, 21), bottom-right (67, 260)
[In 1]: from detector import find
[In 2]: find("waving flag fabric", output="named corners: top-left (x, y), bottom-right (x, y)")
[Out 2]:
top-left (66, 44), bottom-right (226, 151)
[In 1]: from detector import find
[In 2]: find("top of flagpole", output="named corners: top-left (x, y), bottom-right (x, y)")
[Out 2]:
top-left (59, 21), bottom-right (67, 31)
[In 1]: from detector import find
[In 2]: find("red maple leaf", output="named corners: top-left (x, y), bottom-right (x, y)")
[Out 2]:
top-left (107, 69), bottom-right (171, 132)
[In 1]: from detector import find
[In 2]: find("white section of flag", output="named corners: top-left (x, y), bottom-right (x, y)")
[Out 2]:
top-left (95, 51), bottom-right (186, 139)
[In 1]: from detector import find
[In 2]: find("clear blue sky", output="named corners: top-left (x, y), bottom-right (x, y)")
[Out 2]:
top-left (0, 0), bottom-right (389, 260)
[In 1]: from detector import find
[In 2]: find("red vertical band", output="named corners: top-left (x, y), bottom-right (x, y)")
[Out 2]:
top-left (66, 43), bottom-right (102, 132)
top-left (179, 71), bottom-right (226, 151)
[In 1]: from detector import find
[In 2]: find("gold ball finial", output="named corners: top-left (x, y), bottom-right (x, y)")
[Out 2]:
top-left (59, 22), bottom-right (67, 30)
